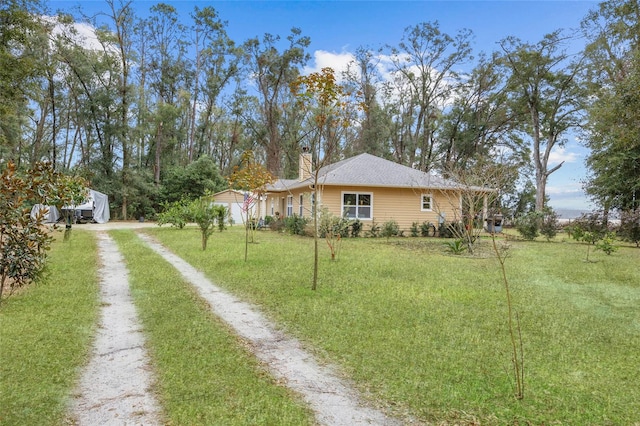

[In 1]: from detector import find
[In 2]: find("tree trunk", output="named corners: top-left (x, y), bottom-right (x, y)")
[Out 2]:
top-left (312, 176), bottom-right (319, 290)
top-left (188, 29), bottom-right (201, 163)
top-left (312, 227), bottom-right (318, 290)
top-left (265, 114), bottom-right (282, 176)
top-left (154, 121), bottom-right (163, 186)
top-left (535, 171), bottom-right (546, 212)
top-left (245, 213), bottom-right (249, 262)
top-left (48, 68), bottom-right (57, 168)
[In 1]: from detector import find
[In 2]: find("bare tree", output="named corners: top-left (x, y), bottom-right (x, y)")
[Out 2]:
top-left (227, 150), bottom-right (275, 261)
top-left (291, 67), bottom-right (357, 290)
top-left (435, 159), bottom-right (517, 254)
top-left (436, 158), bottom-right (525, 399)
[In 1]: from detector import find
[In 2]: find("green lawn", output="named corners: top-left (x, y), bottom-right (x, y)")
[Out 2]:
top-left (2, 226), bottom-right (638, 425)
top-left (0, 229), bottom-right (314, 426)
top-left (144, 225), bottom-right (640, 425)
top-left (0, 231), bottom-right (99, 426)
top-left (109, 230), bottom-right (315, 425)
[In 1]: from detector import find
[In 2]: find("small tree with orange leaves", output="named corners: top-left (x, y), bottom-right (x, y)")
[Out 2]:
top-left (227, 150), bottom-right (275, 261)
top-left (291, 67), bottom-right (359, 290)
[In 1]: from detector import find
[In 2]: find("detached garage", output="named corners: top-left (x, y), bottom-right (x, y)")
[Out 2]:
top-left (211, 189), bottom-right (265, 226)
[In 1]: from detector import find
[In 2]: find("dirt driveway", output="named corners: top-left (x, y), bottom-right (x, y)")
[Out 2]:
top-left (71, 223), bottom-right (406, 425)
top-left (72, 220), bottom-right (159, 232)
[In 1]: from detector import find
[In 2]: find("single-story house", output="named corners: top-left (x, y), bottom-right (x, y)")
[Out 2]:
top-left (262, 152), bottom-right (489, 232)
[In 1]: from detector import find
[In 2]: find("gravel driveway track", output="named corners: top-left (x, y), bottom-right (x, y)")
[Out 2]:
top-left (137, 232), bottom-right (403, 426)
top-left (70, 232), bottom-right (163, 425)
top-left (74, 222), bottom-right (405, 425)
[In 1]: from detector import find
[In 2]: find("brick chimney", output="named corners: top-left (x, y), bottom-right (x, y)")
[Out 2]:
top-left (299, 147), bottom-right (312, 181)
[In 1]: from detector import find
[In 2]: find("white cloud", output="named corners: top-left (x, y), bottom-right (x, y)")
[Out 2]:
top-left (546, 182), bottom-right (582, 195)
top-left (304, 50), bottom-right (416, 86)
top-left (303, 50), bottom-right (355, 81)
top-left (44, 15), bottom-right (114, 53)
top-left (304, 50), bottom-right (456, 109)
top-left (546, 179), bottom-right (594, 210)
top-left (68, 22), bottom-right (103, 51)
top-left (548, 146), bottom-right (580, 166)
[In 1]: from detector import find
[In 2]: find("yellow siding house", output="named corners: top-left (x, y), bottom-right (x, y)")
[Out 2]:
top-left (263, 152), bottom-right (482, 232)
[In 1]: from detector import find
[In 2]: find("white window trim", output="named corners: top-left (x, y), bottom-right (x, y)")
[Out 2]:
top-left (299, 194), bottom-right (304, 216)
top-left (341, 191), bottom-right (373, 220)
top-left (286, 195), bottom-right (293, 216)
top-left (421, 193), bottom-right (433, 212)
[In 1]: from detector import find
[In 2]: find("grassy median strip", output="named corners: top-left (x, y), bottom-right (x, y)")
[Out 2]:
top-left (146, 225), bottom-right (640, 425)
top-left (0, 230), bottom-right (99, 426)
top-left (109, 230), bottom-right (314, 425)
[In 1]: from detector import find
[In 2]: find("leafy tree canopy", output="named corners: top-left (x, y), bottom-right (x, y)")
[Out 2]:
top-left (160, 155), bottom-right (226, 204)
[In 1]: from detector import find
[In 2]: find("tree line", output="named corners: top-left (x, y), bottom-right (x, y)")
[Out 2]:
top-left (1, 0), bottom-right (638, 219)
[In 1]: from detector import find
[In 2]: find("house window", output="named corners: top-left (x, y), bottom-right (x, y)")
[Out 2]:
top-left (270, 199), bottom-right (274, 216)
top-left (342, 192), bottom-right (372, 219)
top-left (286, 196), bottom-right (293, 216)
top-left (299, 194), bottom-right (304, 216)
top-left (421, 194), bottom-right (433, 211)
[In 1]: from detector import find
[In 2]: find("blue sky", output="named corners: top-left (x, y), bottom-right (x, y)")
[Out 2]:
top-left (48, 0), bottom-right (600, 212)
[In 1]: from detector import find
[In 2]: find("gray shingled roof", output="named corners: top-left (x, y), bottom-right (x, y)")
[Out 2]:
top-left (267, 153), bottom-right (475, 192)
top-left (267, 178), bottom-right (299, 191)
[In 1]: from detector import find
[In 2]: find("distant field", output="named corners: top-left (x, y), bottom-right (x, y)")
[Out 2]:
top-left (147, 226), bottom-right (640, 425)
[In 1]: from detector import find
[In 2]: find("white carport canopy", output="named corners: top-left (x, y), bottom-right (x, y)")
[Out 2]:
top-left (30, 204), bottom-right (61, 223)
top-left (30, 189), bottom-right (110, 224)
top-left (72, 189), bottom-right (110, 223)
